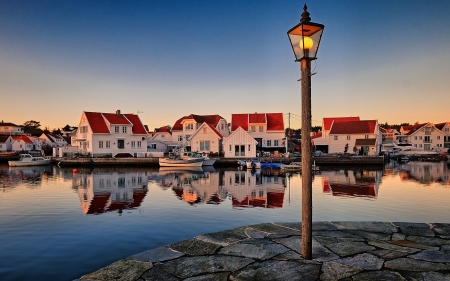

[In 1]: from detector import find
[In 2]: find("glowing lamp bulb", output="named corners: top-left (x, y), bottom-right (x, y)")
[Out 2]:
top-left (299, 36), bottom-right (314, 50)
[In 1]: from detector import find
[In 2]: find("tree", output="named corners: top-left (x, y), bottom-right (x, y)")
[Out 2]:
top-left (23, 120), bottom-right (43, 136)
top-left (62, 124), bottom-right (71, 131)
top-left (344, 143), bottom-right (349, 153)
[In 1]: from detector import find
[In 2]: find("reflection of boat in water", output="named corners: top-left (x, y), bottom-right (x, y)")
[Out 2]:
top-left (8, 154), bottom-right (51, 167)
top-left (8, 165), bottom-right (52, 181)
top-left (281, 162), bottom-right (301, 171)
top-left (158, 166), bottom-right (204, 174)
top-left (246, 158), bottom-right (261, 169)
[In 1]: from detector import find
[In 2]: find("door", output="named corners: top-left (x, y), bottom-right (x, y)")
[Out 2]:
top-left (118, 140), bottom-right (125, 149)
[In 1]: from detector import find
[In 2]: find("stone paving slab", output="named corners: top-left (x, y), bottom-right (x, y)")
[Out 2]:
top-left (75, 222), bottom-right (450, 281)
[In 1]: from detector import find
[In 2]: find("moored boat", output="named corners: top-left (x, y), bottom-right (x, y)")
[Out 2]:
top-left (180, 150), bottom-right (216, 166)
top-left (159, 157), bottom-right (203, 167)
top-left (8, 154), bottom-right (51, 167)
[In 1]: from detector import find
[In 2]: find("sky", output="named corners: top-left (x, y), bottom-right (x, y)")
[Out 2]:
top-left (1, 0), bottom-right (450, 131)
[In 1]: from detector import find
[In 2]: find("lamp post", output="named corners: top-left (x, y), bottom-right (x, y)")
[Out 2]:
top-left (287, 3), bottom-right (324, 259)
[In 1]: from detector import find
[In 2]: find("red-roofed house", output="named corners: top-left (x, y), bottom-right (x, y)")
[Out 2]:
top-left (0, 135), bottom-right (13, 151)
top-left (171, 114), bottom-right (229, 151)
top-left (230, 113), bottom-right (285, 153)
top-left (434, 122), bottom-right (450, 150)
top-left (328, 120), bottom-right (381, 155)
top-left (148, 126), bottom-right (174, 152)
top-left (0, 121), bottom-right (24, 135)
top-left (39, 133), bottom-right (68, 147)
top-left (399, 123), bottom-right (445, 151)
top-left (11, 135), bottom-right (36, 151)
top-left (75, 110), bottom-right (148, 157)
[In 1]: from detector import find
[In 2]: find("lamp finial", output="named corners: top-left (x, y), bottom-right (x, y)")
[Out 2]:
top-left (300, 3), bottom-right (311, 23)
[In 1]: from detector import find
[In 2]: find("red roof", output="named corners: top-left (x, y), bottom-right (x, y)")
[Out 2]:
top-left (155, 126), bottom-right (172, 135)
top-left (312, 132), bottom-right (322, 139)
top-left (0, 122), bottom-right (21, 127)
top-left (12, 135), bottom-right (33, 143)
top-left (402, 123), bottom-right (427, 135)
top-left (172, 114), bottom-right (223, 131)
top-left (434, 122), bottom-right (449, 131)
top-left (231, 114), bottom-right (249, 131)
top-left (84, 111), bottom-right (147, 135)
top-left (329, 120), bottom-right (377, 135)
top-left (249, 113), bottom-right (266, 123)
top-left (84, 112), bottom-right (110, 133)
top-left (124, 114), bottom-right (148, 135)
top-left (102, 113), bottom-right (131, 125)
top-left (323, 117), bottom-right (360, 131)
top-left (231, 113), bottom-right (284, 131)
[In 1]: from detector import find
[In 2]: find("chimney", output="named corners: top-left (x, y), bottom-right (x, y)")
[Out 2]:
top-left (116, 110), bottom-right (121, 115)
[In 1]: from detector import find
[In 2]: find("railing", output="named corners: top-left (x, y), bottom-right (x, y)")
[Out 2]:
top-left (423, 139), bottom-right (432, 143)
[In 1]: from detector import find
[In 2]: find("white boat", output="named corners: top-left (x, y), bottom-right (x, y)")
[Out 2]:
top-left (159, 156), bottom-right (203, 167)
top-left (8, 154), bottom-right (51, 167)
top-left (180, 150), bottom-right (216, 166)
top-left (246, 158), bottom-right (261, 169)
top-left (281, 162), bottom-right (302, 171)
top-left (391, 143), bottom-right (438, 157)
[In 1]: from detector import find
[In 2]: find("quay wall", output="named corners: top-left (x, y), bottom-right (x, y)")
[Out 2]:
top-left (52, 156), bottom-right (384, 167)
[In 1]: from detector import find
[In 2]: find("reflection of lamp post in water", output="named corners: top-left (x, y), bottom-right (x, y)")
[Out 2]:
top-left (287, 3), bottom-right (324, 259)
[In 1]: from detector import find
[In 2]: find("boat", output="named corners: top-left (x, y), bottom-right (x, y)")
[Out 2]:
top-left (8, 154), bottom-right (51, 167)
top-left (390, 143), bottom-right (439, 157)
top-left (246, 158), bottom-right (261, 169)
top-left (237, 159), bottom-right (246, 168)
top-left (260, 162), bottom-right (285, 169)
top-left (159, 157), bottom-right (203, 167)
top-left (281, 162), bottom-right (302, 171)
top-left (179, 150), bottom-right (216, 166)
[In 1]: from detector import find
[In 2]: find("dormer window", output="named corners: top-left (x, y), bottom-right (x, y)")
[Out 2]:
top-left (185, 124), bottom-right (194, 130)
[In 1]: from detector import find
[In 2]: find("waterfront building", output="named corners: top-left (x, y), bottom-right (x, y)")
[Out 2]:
top-left (189, 122), bottom-right (223, 155)
top-left (0, 135), bottom-right (13, 151)
top-left (39, 132), bottom-right (68, 147)
top-left (148, 125), bottom-right (175, 152)
top-left (399, 123), bottom-right (445, 151)
top-left (0, 121), bottom-right (23, 135)
top-left (171, 114), bottom-right (230, 153)
top-left (230, 113), bottom-right (285, 154)
top-left (434, 122), bottom-right (450, 150)
top-left (222, 126), bottom-right (258, 158)
top-left (11, 135), bottom-right (35, 151)
top-left (313, 117), bottom-right (381, 155)
top-left (74, 110), bottom-right (148, 157)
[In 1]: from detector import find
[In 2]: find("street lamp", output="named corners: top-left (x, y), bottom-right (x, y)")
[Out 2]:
top-left (287, 3), bottom-right (324, 260)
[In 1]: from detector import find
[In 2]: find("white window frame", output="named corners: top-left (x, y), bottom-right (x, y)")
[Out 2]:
top-left (267, 140), bottom-right (272, 147)
top-left (334, 136), bottom-right (338, 140)
top-left (106, 141), bottom-right (110, 148)
top-left (99, 141), bottom-right (103, 148)
top-left (274, 140), bottom-right (279, 146)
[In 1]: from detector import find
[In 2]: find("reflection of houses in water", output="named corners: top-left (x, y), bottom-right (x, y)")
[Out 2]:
top-left (399, 161), bottom-right (449, 185)
top-left (321, 169), bottom-right (382, 198)
top-left (223, 170), bottom-right (285, 208)
top-left (74, 172), bottom-right (148, 214)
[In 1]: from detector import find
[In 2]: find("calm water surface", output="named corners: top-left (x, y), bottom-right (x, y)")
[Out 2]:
top-left (0, 161), bottom-right (449, 281)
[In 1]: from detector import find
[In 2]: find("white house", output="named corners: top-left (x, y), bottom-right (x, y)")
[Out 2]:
top-left (222, 127), bottom-right (257, 158)
top-left (400, 123), bottom-right (445, 151)
top-left (435, 122), bottom-right (450, 150)
top-left (39, 133), bottom-right (68, 147)
top-left (188, 122), bottom-right (223, 155)
top-left (313, 117), bottom-right (360, 152)
top-left (317, 119), bottom-right (382, 155)
top-left (0, 122), bottom-right (24, 135)
top-left (11, 135), bottom-right (35, 151)
top-left (230, 113), bottom-right (285, 153)
top-left (171, 114), bottom-right (230, 150)
top-left (148, 126), bottom-right (175, 152)
top-left (0, 136), bottom-right (13, 151)
top-left (74, 110), bottom-right (148, 157)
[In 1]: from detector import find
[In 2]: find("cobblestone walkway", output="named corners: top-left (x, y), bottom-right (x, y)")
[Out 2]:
top-left (75, 222), bottom-right (450, 281)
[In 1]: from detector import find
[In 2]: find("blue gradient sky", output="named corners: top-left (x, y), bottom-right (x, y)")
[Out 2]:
top-left (1, 1), bottom-right (449, 130)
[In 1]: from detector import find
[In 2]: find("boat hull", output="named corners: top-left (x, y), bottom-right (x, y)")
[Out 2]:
top-left (202, 159), bottom-right (216, 166)
top-left (8, 159), bottom-right (51, 167)
top-left (159, 158), bottom-right (203, 167)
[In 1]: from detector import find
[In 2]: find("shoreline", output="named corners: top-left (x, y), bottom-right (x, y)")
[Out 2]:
top-left (74, 221), bottom-right (450, 281)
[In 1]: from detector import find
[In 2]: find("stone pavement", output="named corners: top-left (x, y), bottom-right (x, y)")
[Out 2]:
top-left (75, 222), bottom-right (450, 281)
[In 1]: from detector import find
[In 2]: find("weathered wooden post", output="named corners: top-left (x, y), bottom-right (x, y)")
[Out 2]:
top-left (287, 3), bottom-right (324, 259)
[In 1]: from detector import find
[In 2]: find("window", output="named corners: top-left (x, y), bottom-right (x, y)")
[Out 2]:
top-left (86, 141), bottom-right (89, 148)
top-left (131, 141), bottom-right (136, 148)
top-left (203, 127), bottom-right (207, 134)
top-left (414, 144), bottom-right (417, 147)
top-left (115, 126), bottom-right (119, 133)
top-left (200, 141), bottom-right (210, 151)
top-left (259, 126), bottom-right (263, 132)
top-left (150, 144), bottom-right (156, 149)
top-left (229, 145), bottom-right (232, 151)
top-left (347, 135), bottom-right (350, 140)
top-left (122, 127), bottom-right (127, 133)
top-left (80, 126), bottom-right (88, 133)
top-left (221, 124), bottom-right (224, 130)
top-left (365, 135), bottom-right (369, 139)
top-left (106, 141), bottom-right (110, 148)
top-left (80, 142), bottom-right (82, 148)
top-left (419, 136), bottom-right (422, 140)
top-left (445, 128), bottom-right (449, 132)
top-left (267, 140), bottom-right (272, 146)
top-left (251, 126), bottom-right (255, 132)
top-left (248, 145), bottom-right (251, 151)
top-left (178, 136), bottom-right (183, 141)
top-left (414, 136), bottom-right (417, 140)
top-left (0, 145), bottom-right (2, 148)
top-left (186, 135), bottom-right (190, 141)
top-left (99, 141), bottom-right (104, 148)
top-left (419, 144), bottom-right (422, 148)
top-left (137, 141), bottom-right (141, 148)
top-left (334, 136), bottom-right (338, 140)
top-left (235, 145), bottom-right (245, 156)
top-left (185, 123), bottom-right (193, 130)
top-left (437, 136), bottom-right (440, 140)
top-left (274, 140), bottom-right (279, 146)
